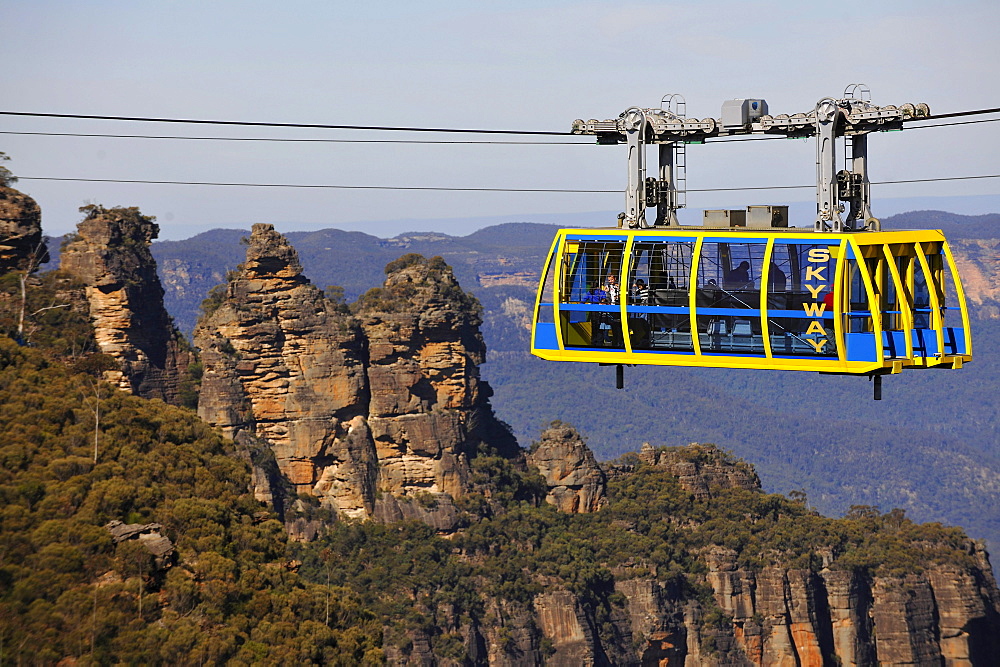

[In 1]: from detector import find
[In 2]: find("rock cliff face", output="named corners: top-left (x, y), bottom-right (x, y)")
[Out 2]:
top-left (518, 456), bottom-right (1000, 667)
top-left (195, 224), bottom-right (370, 515)
top-left (195, 229), bottom-right (516, 526)
top-left (356, 253), bottom-right (495, 509)
top-left (527, 422), bottom-right (606, 513)
top-left (685, 550), bottom-right (1000, 666)
top-left (60, 205), bottom-right (193, 404)
top-left (950, 238), bottom-right (1000, 319)
top-left (0, 185), bottom-right (48, 274)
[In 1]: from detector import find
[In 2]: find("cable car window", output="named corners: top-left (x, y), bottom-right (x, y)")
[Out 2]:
top-left (629, 241), bottom-right (694, 352)
top-left (766, 244), bottom-right (793, 310)
top-left (848, 258), bottom-right (873, 334)
top-left (561, 241), bottom-right (624, 304)
top-left (933, 251), bottom-right (954, 329)
top-left (876, 245), bottom-right (911, 331)
top-left (883, 255), bottom-right (898, 331)
top-left (697, 241), bottom-right (765, 354)
top-left (535, 249), bottom-right (556, 325)
top-left (914, 256), bottom-right (931, 329)
top-left (766, 242), bottom-right (837, 357)
top-left (559, 240), bottom-right (626, 350)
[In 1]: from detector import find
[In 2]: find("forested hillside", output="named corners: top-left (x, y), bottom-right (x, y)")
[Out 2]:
top-left (0, 338), bottom-right (383, 663)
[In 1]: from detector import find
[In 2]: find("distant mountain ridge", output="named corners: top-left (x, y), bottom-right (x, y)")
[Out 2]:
top-left (883, 210), bottom-right (1000, 238)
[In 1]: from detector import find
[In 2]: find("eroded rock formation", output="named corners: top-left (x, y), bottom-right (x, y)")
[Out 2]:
top-left (356, 252), bottom-right (494, 507)
top-left (950, 238), bottom-right (1000, 318)
top-left (0, 185), bottom-right (48, 274)
top-left (196, 224), bottom-right (370, 514)
top-left (195, 229), bottom-right (516, 527)
top-left (60, 205), bottom-right (194, 404)
top-left (527, 422), bottom-right (606, 513)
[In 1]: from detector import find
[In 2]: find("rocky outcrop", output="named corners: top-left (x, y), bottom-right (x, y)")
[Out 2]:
top-left (0, 186), bottom-right (48, 274)
top-left (105, 520), bottom-right (176, 571)
top-left (527, 422), bottom-right (606, 513)
top-left (356, 252), bottom-right (498, 505)
top-left (639, 441), bottom-right (761, 498)
top-left (533, 590), bottom-right (599, 665)
top-left (195, 230), bottom-right (516, 528)
top-left (950, 238), bottom-right (1000, 318)
top-left (60, 205), bottom-right (193, 404)
top-left (196, 224), bottom-right (370, 514)
top-left (690, 546), bottom-right (1000, 666)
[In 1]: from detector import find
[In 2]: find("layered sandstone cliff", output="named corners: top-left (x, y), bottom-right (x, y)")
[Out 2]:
top-left (950, 238), bottom-right (1000, 319)
top-left (524, 455), bottom-right (1000, 667)
top-left (60, 205), bottom-right (193, 403)
top-left (195, 228), bottom-right (517, 526)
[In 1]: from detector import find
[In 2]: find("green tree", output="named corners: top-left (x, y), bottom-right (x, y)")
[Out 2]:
top-left (0, 151), bottom-right (16, 186)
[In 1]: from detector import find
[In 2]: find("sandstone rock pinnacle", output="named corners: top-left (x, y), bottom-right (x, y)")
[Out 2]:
top-left (196, 223), bottom-right (370, 513)
top-left (60, 205), bottom-right (193, 403)
top-left (527, 421), bottom-right (606, 513)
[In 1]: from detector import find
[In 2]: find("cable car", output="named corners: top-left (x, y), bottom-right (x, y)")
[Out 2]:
top-left (530, 88), bottom-right (971, 396)
top-left (531, 227), bottom-right (971, 374)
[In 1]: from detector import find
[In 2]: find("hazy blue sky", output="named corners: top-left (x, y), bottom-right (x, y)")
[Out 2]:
top-left (2, 0), bottom-right (998, 239)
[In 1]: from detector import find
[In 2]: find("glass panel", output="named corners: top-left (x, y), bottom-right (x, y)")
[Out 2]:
top-left (931, 251), bottom-right (952, 328)
top-left (883, 253), bottom-right (898, 331)
top-left (766, 243), bottom-right (792, 310)
top-left (561, 241), bottom-right (625, 305)
top-left (559, 240), bottom-right (625, 350)
top-left (536, 250), bottom-right (556, 324)
top-left (913, 254), bottom-right (931, 329)
top-left (696, 241), bottom-right (766, 354)
top-left (847, 258), bottom-right (873, 333)
top-left (628, 241), bottom-right (693, 301)
top-left (628, 241), bottom-right (694, 352)
top-left (768, 317), bottom-right (836, 356)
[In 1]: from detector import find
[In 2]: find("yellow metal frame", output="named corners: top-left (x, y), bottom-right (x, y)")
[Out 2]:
top-left (760, 238), bottom-right (774, 359)
top-left (943, 240), bottom-right (973, 358)
top-left (530, 235), bottom-right (560, 354)
top-left (531, 227), bottom-right (971, 375)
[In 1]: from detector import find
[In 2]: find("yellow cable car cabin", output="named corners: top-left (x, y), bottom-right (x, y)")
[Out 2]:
top-left (531, 89), bottom-right (972, 394)
top-left (530, 227), bottom-right (971, 376)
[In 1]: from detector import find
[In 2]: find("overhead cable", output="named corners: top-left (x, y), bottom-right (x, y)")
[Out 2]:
top-left (0, 130), bottom-right (589, 146)
top-left (907, 107), bottom-right (1000, 121)
top-left (1, 116), bottom-right (994, 148)
top-left (0, 111), bottom-right (571, 136)
top-left (17, 173), bottom-right (1000, 193)
top-left (0, 118), bottom-right (1000, 146)
top-left (1, 106), bottom-right (997, 137)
